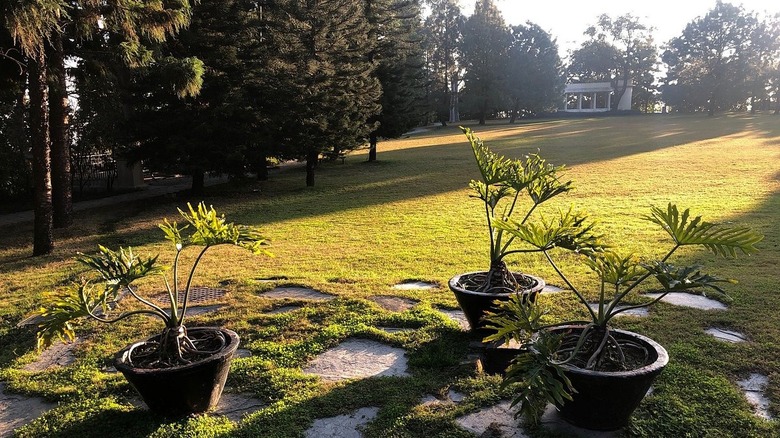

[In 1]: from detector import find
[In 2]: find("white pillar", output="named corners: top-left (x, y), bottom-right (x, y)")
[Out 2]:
top-left (607, 93), bottom-right (612, 111)
top-left (592, 93), bottom-right (596, 109)
top-left (577, 93), bottom-right (582, 110)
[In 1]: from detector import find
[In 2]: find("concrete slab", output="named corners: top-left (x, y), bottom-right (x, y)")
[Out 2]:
top-left (588, 304), bottom-right (649, 318)
top-left (643, 293), bottom-right (727, 310)
top-left (369, 296), bottom-right (417, 312)
top-left (455, 400), bottom-right (530, 438)
top-left (303, 339), bottom-right (409, 382)
top-left (705, 328), bottom-right (748, 343)
top-left (213, 393), bottom-right (265, 422)
top-left (393, 281), bottom-right (438, 290)
top-left (542, 285), bottom-right (565, 293)
top-left (0, 383), bottom-right (56, 438)
top-left (23, 339), bottom-right (79, 372)
top-left (304, 406), bottom-right (379, 438)
top-left (737, 373), bottom-right (772, 420)
top-left (438, 309), bottom-right (470, 331)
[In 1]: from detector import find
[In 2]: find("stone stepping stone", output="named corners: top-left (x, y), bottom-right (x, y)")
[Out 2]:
top-left (737, 374), bottom-right (772, 420)
top-left (266, 305), bottom-right (302, 314)
top-left (455, 400), bottom-right (530, 438)
top-left (304, 406), bottom-right (379, 438)
top-left (438, 309), bottom-right (470, 331)
top-left (303, 339), bottom-right (409, 382)
top-left (706, 327), bottom-right (748, 343)
top-left (0, 383), bottom-right (56, 437)
top-left (588, 304), bottom-right (649, 318)
top-left (393, 281), bottom-right (438, 290)
top-left (23, 339), bottom-right (79, 371)
top-left (369, 296), bottom-right (417, 312)
top-left (261, 287), bottom-right (334, 301)
top-left (377, 327), bottom-right (416, 334)
top-left (235, 349), bottom-right (252, 358)
top-left (542, 285), bottom-right (566, 293)
top-left (214, 392), bottom-right (265, 422)
top-left (421, 390), bottom-right (465, 406)
top-left (643, 293), bottom-right (727, 310)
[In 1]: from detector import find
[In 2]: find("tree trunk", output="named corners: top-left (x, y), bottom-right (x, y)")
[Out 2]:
top-left (191, 168), bottom-right (205, 195)
top-left (306, 149), bottom-right (318, 187)
top-left (256, 151), bottom-right (268, 181)
top-left (48, 32), bottom-right (73, 228)
top-left (368, 131), bottom-right (377, 162)
top-left (29, 54), bottom-right (54, 256)
top-left (479, 99), bottom-right (486, 125)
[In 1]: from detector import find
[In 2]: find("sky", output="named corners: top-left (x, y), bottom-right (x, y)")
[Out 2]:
top-left (458, 0), bottom-right (780, 57)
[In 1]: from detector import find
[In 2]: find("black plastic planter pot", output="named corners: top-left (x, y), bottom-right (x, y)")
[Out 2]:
top-left (449, 272), bottom-right (545, 336)
top-left (115, 327), bottom-right (239, 417)
top-left (551, 326), bottom-right (669, 431)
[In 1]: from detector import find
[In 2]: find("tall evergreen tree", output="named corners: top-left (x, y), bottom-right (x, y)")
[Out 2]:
top-left (459, 0), bottom-right (510, 125)
top-left (422, 0), bottom-right (463, 125)
top-left (262, 0), bottom-right (381, 186)
top-left (365, 0), bottom-right (425, 162)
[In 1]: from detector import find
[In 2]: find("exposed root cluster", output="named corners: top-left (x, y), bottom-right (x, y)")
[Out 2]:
top-left (555, 327), bottom-right (650, 372)
top-left (125, 327), bottom-right (227, 369)
top-left (458, 262), bottom-right (537, 294)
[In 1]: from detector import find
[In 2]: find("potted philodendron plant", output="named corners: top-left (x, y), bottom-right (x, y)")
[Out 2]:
top-left (34, 203), bottom-right (270, 417)
top-left (484, 203), bottom-right (763, 430)
top-left (449, 127), bottom-right (573, 333)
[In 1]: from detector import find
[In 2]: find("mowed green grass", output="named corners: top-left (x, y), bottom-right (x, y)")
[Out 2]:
top-left (0, 113), bottom-right (778, 437)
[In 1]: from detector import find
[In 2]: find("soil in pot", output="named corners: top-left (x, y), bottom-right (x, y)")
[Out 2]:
top-left (550, 326), bottom-right (669, 431)
top-left (449, 272), bottom-right (545, 335)
top-left (115, 327), bottom-right (239, 417)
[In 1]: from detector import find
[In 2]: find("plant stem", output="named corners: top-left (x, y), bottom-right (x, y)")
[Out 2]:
top-left (123, 285), bottom-right (170, 322)
top-left (605, 245), bottom-right (680, 317)
top-left (543, 251), bottom-right (597, 321)
top-left (180, 245), bottom-right (211, 323)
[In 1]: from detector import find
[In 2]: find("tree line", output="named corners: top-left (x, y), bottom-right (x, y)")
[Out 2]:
top-left (1, 0), bottom-right (779, 256)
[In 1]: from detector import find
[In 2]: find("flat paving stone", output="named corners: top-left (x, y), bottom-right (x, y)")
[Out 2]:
top-left (438, 309), bottom-right (470, 331)
top-left (266, 305), bottom-right (302, 314)
top-left (588, 304), bottom-right (649, 318)
top-left (0, 383), bottom-right (56, 438)
top-left (184, 304), bottom-right (224, 317)
top-left (214, 393), bottom-right (265, 422)
top-left (737, 374), bottom-right (772, 420)
top-left (261, 287), bottom-right (334, 301)
top-left (304, 406), bottom-right (379, 438)
top-left (23, 339), bottom-right (79, 371)
top-left (456, 401), bottom-right (618, 438)
top-left (393, 281), bottom-right (438, 290)
top-left (643, 293), bottom-right (727, 310)
top-left (706, 327), bottom-right (748, 343)
top-left (455, 401), bottom-right (530, 438)
top-left (542, 285), bottom-right (565, 293)
top-left (303, 339), bottom-right (409, 382)
top-left (369, 295), bottom-right (417, 312)
top-left (235, 349), bottom-right (252, 358)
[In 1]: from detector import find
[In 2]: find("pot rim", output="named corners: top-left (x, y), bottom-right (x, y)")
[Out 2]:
top-left (114, 326), bottom-right (239, 375)
top-left (448, 271), bottom-right (546, 297)
top-left (548, 325), bottom-right (669, 378)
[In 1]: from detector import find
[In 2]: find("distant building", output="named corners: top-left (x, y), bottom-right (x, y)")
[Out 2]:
top-left (562, 81), bottom-right (633, 112)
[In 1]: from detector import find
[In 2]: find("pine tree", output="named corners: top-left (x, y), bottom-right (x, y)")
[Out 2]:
top-left (262, 0), bottom-right (381, 186)
top-left (460, 0), bottom-right (510, 125)
top-left (365, 0), bottom-right (426, 162)
top-left (422, 0), bottom-right (463, 125)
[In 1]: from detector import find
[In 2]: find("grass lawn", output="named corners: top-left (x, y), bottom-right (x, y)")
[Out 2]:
top-left (1, 113), bottom-right (778, 437)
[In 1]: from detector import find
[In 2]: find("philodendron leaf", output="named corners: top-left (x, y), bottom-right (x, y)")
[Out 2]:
top-left (646, 204), bottom-right (763, 257)
top-left (174, 202), bottom-right (271, 255)
top-left (644, 261), bottom-right (734, 294)
top-left (469, 180), bottom-right (512, 209)
top-left (76, 246), bottom-right (161, 296)
top-left (35, 282), bottom-right (101, 350)
top-left (493, 208), bottom-right (606, 254)
top-left (586, 251), bottom-right (642, 287)
top-left (462, 126), bottom-right (510, 185)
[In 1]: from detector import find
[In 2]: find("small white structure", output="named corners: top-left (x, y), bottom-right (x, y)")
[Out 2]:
top-left (562, 80), bottom-right (633, 112)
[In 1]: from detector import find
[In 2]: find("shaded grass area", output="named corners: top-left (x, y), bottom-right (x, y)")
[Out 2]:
top-left (0, 114), bottom-right (778, 437)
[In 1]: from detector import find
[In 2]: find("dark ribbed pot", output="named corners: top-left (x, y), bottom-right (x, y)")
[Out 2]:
top-left (114, 327), bottom-right (239, 418)
top-left (449, 272), bottom-right (545, 336)
top-left (551, 326), bottom-right (669, 431)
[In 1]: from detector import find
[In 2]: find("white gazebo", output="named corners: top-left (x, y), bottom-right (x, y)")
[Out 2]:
top-left (562, 81), bottom-right (633, 112)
